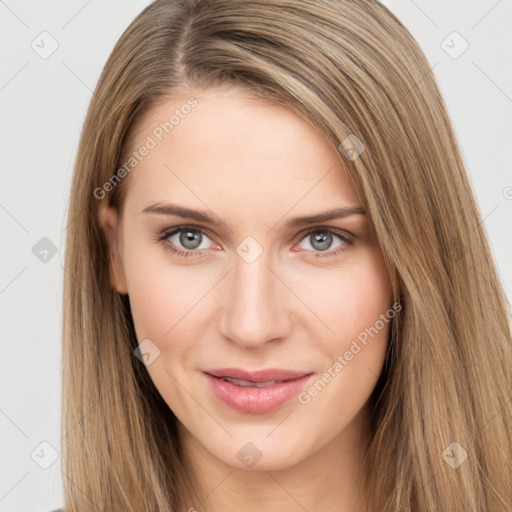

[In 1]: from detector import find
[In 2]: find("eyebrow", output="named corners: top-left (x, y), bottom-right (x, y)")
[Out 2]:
top-left (141, 202), bottom-right (367, 228)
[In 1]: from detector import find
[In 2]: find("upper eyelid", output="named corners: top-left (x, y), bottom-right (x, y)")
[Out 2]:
top-left (162, 225), bottom-right (216, 243)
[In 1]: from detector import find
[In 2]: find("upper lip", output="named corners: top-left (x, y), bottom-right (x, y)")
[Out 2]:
top-left (203, 368), bottom-right (312, 383)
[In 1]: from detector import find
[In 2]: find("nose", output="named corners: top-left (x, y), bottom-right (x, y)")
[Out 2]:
top-left (218, 248), bottom-right (293, 349)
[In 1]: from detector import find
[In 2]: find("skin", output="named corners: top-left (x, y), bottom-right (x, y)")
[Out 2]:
top-left (100, 86), bottom-right (394, 512)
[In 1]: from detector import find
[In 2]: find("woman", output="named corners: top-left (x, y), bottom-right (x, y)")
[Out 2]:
top-left (61, 0), bottom-right (512, 510)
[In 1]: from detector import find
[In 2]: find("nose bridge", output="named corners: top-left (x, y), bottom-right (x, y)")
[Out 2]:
top-left (218, 245), bottom-right (290, 348)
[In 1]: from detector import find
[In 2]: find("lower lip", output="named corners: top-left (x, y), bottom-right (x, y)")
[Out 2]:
top-left (203, 372), bottom-right (314, 414)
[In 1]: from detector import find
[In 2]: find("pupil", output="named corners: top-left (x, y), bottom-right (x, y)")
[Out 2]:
top-left (180, 229), bottom-right (201, 249)
top-left (312, 231), bottom-right (332, 251)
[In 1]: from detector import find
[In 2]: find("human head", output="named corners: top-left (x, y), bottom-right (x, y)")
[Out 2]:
top-left (62, 1), bottom-right (512, 510)
top-left (99, 84), bottom-right (396, 510)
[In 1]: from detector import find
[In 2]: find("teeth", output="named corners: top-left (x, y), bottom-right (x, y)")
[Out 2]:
top-left (221, 377), bottom-right (280, 388)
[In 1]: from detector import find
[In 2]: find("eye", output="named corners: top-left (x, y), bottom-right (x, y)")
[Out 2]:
top-left (295, 228), bottom-right (353, 258)
top-left (156, 225), bottom-right (354, 260)
top-left (157, 226), bottom-right (216, 258)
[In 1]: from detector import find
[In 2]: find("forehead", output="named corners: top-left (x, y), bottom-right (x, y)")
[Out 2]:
top-left (122, 88), bottom-right (362, 222)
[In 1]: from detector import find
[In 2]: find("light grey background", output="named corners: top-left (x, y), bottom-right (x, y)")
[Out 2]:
top-left (1, 1), bottom-right (511, 511)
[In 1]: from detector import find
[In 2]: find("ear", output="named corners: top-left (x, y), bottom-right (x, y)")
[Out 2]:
top-left (98, 205), bottom-right (128, 295)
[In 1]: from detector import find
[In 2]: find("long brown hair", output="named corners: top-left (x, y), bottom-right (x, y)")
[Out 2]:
top-left (62, 0), bottom-right (512, 510)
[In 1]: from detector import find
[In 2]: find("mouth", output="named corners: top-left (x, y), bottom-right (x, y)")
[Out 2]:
top-left (202, 368), bottom-right (314, 414)
top-left (203, 367), bottom-right (311, 382)
top-left (215, 377), bottom-right (285, 388)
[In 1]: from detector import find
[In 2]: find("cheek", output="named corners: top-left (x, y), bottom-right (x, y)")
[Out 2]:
top-left (295, 256), bottom-right (393, 427)
top-left (297, 252), bottom-right (393, 349)
top-left (337, 270), bottom-right (391, 344)
top-left (121, 241), bottom-right (207, 348)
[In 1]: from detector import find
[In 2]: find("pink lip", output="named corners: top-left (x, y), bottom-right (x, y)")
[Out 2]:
top-left (203, 368), bottom-right (314, 414)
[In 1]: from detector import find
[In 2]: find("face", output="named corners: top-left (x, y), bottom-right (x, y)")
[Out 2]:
top-left (100, 86), bottom-right (394, 473)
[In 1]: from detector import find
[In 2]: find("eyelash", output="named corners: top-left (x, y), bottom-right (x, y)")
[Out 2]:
top-left (155, 225), bottom-right (354, 260)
